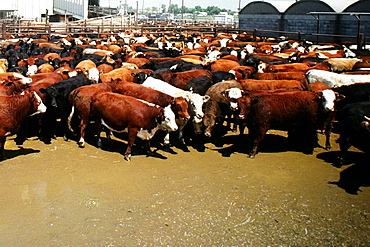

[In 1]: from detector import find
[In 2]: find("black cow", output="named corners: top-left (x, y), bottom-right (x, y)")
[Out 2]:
top-left (140, 59), bottom-right (194, 71)
top-left (183, 76), bottom-right (213, 96)
top-left (335, 100), bottom-right (370, 165)
top-left (211, 71), bottom-right (236, 83)
top-left (39, 73), bottom-right (93, 142)
top-left (333, 83), bottom-right (370, 110)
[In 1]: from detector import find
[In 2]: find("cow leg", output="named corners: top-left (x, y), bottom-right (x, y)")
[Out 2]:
top-left (178, 124), bottom-right (186, 145)
top-left (125, 128), bottom-right (138, 161)
top-left (323, 117), bottom-right (333, 151)
top-left (203, 116), bottom-right (215, 137)
top-left (324, 127), bottom-right (331, 151)
top-left (164, 132), bottom-right (171, 146)
top-left (338, 135), bottom-right (351, 165)
top-left (249, 127), bottom-right (267, 158)
top-left (0, 136), bottom-right (6, 160)
top-left (144, 140), bottom-right (153, 156)
top-left (95, 119), bottom-right (103, 148)
top-left (78, 117), bottom-right (88, 148)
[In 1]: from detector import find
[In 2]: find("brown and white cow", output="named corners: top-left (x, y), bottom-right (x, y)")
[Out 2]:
top-left (68, 82), bottom-right (116, 148)
top-left (0, 91), bottom-right (46, 159)
top-left (237, 89), bottom-right (336, 158)
top-left (112, 80), bottom-right (190, 146)
top-left (90, 92), bottom-right (178, 161)
top-left (238, 79), bottom-right (306, 91)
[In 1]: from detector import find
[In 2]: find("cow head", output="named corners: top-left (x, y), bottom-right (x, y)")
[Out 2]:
top-left (361, 116), bottom-right (370, 131)
top-left (29, 91), bottom-right (47, 116)
top-left (26, 64), bottom-right (38, 76)
top-left (188, 94), bottom-right (210, 123)
top-left (9, 74), bottom-right (32, 85)
top-left (172, 96), bottom-right (190, 122)
top-left (237, 93), bottom-right (258, 120)
top-left (221, 87), bottom-right (243, 111)
top-left (316, 89), bottom-right (336, 112)
top-left (159, 105), bottom-right (178, 132)
top-left (39, 87), bottom-right (60, 108)
top-left (132, 72), bottom-right (150, 84)
top-left (88, 67), bottom-right (99, 83)
top-left (257, 61), bottom-right (267, 73)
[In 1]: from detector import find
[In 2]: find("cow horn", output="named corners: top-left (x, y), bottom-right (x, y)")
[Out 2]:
top-left (365, 116), bottom-right (370, 121)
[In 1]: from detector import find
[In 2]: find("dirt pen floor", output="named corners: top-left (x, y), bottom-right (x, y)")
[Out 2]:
top-left (0, 125), bottom-right (369, 246)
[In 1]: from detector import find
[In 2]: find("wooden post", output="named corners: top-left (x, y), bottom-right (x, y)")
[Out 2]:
top-left (2, 23), bottom-right (6, 39)
top-left (357, 33), bottom-right (365, 50)
top-left (253, 28), bottom-right (257, 41)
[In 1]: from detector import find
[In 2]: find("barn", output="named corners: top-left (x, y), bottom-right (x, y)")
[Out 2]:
top-left (238, 0), bottom-right (370, 44)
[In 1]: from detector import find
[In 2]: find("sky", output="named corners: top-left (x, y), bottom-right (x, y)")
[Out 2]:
top-left (99, 0), bottom-right (357, 12)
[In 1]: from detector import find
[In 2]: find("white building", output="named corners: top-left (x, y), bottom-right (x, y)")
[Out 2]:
top-left (0, 0), bottom-right (87, 21)
top-left (214, 12), bottom-right (235, 25)
top-left (1, 0), bottom-right (53, 20)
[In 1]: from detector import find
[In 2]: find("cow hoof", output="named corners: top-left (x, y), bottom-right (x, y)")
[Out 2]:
top-left (248, 154), bottom-right (255, 159)
top-left (78, 143), bottom-right (85, 148)
top-left (124, 155), bottom-right (131, 161)
top-left (163, 144), bottom-right (172, 152)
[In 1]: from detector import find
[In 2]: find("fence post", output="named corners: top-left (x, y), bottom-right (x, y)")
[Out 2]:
top-left (2, 23), bottom-right (6, 39)
top-left (357, 33), bottom-right (365, 50)
top-left (253, 29), bottom-right (257, 41)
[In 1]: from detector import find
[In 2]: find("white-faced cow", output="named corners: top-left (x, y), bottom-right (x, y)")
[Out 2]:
top-left (90, 92), bottom-right (178, 161)
top-left (0, 91), bottom-right (46, 159)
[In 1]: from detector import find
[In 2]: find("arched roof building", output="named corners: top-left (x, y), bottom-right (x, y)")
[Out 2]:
top-left (284, 0), bottom-right (334, 15)
top-left (343, 0), bottom-right (370, 12)
top-left (238, 0), bottom-right (370, 45)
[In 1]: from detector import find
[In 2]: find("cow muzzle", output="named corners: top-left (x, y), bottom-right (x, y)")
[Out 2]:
top-left (238, 114), bottom-right (246, 120)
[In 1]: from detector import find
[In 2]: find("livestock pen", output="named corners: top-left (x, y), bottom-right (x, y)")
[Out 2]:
top-left (0, 18), bottom-right (369, 247)
top-left (0, 19), bottom-right (367, 49)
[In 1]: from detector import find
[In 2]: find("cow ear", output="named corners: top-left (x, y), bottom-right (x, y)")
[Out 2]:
top-left (241, 89), bottom-right (250, 96)
top-left (314, 91), bottom-right (323, 99)
top-left (335, 92), bottom-right (346, 101)
top-left (252, 98), bottom-right (259, 104)
top-left (131, 73), bottom-right (137, 76)
top-left (156, 110), bottom-right (165, 123)
top-left (221, 89), bottom-right (229, 97)
top-left (203, 95), bottom-right (210, 103)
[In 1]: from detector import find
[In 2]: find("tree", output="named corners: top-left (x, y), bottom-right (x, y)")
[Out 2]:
top-left (168, 4), bottom-right (180, 15)
top-left (161, 4), bottom-right (166, 13)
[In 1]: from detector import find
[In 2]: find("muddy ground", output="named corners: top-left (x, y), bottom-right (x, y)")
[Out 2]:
top-left (0, 126), bottom-right (369, 246)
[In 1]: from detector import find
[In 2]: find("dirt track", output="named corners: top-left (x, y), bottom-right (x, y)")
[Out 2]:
top-left (0, 128), bottom-right (369, 246)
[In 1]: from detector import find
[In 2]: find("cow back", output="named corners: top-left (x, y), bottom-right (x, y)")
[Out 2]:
top-left (91, 92), bottom-right (163, 131)
top-left (112, 81), bottom-right (174, 107)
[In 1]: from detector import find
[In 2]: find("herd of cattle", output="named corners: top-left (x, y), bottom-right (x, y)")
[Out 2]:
top-left (0, 31), bottom-right (370, 163)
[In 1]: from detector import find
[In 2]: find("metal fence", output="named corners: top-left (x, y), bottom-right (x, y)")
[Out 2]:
top-left (0, 21), bottom-right (367, 49)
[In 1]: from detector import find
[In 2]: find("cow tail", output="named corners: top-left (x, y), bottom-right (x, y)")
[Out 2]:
top-left (67, 106), bottom-right (75, 132)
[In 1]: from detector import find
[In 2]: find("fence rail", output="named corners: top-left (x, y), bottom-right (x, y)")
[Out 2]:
top-left (0, 22), bottom-right (367, 49)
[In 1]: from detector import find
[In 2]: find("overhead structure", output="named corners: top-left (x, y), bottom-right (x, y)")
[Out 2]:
top-left (238, 0), bottom-right (370, 45)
